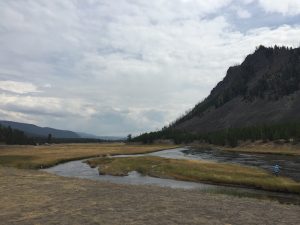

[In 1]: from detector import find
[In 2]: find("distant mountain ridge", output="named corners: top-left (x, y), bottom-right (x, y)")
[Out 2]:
top-left (77, 132), bottom-right (126, 141)
top-left (172, 45), bottom-right (300, 133)
top-left (0, 121), bottom-right (80, 139)
top-left (0, 120), bottom-right (126, 140)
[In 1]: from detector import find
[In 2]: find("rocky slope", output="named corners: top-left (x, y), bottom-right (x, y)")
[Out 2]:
top-left (173, 45), bottom-right (300, 133)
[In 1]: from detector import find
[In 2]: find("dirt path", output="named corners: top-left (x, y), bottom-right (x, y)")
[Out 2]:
top-left (0, 166), bottom-right (299, 225)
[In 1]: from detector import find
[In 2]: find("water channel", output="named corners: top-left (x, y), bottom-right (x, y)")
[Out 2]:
top-left (43, 147), bottom-right (300, 204)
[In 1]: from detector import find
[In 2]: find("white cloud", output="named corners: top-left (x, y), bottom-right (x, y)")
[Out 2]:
top-left (258, 0), bottom-right (300, 15)
top-left (242, 0), bottom-right (255, 4)
top-left (0, 93), bottom-right (97, 118)
top-left (43, 84), bottom-right (52, 88)
top-left (0, 81), bottom-right (39, 94)
top-left (236, 8), bottom-right (252, 18)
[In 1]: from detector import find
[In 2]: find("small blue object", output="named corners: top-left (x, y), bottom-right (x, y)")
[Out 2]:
top-left (273, 164), bottom-right (280, 175)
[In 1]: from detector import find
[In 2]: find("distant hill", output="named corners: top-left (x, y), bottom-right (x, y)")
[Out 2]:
top-left (77, 132), bottom-right (126, 141)
top-left (172, 45), bottom-right (300, 133)
top-left (97, 136), bottom-right (127, 141)
top-left (0, 121), bottom-right (80, 139)
top-left (76, 132), bottom-right (102, 139)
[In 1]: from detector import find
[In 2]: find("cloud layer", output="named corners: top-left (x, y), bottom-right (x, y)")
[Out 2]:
top-left (0, 0), bottom-right (300, 135)
top-left (258, 0), bottom-right (300, 15)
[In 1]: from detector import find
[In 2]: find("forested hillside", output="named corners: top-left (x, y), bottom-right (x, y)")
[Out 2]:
top-left (133, 46), bottom-right (300, 145)
top-left (0, 125), bottom-right (33, 145)
top-left (173, 45), bottom-right (300, 132)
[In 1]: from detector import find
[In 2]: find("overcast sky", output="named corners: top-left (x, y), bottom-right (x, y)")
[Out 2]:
top-left (1, 0), bottom-right (300, 136)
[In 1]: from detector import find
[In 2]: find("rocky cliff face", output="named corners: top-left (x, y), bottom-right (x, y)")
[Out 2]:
top-left (173, 46), bottom-right (300, 133)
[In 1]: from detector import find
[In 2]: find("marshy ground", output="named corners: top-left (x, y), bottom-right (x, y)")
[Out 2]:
top-left (218, 141), bottom-right (300, 156)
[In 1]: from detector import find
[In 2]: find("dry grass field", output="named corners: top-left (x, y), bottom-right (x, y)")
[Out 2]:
top-left (222, 141), bottom-right (300, 156)
top-left (1, 166), bottom-right (300, 225)
top-left (0, 143), bottom-right (179, 169)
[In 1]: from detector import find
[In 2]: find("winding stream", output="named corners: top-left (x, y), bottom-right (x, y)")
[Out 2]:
top-left (43, 146), bottom-right (300, 204)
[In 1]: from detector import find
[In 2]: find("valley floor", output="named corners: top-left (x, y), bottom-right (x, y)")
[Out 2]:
top-left (1, 166), bottom-right (300, 225)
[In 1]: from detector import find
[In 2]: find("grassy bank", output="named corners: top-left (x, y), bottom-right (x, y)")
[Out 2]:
top-left (0, 143), bottom-right (179, 169)
top-left (191, 142), bottom-right (300, 156)
top-left (220, 142), bottom-right (300, 156)
top-left (87, 156), bottom-right (300, 194)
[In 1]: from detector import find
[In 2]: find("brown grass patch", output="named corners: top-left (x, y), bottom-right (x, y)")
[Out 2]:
top-left (0, 143), bottom-right (179, 169)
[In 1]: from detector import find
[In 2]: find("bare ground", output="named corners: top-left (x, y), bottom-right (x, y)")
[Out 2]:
top-left (0, 166), bottom-right (300, 225)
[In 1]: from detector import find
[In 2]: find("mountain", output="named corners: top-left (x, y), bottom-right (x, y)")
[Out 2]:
top-left (0, 121), bottom-right (80, 139)
top-left (76, 132), bottom-right (102, 139)
top-left (172, 45), bottom-right (300, 133)
top-left (97, 136), bottom-right (127, 141)
top-left (76, 132), bottom-right (125, 141)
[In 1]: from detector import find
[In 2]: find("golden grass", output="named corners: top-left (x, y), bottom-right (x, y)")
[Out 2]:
top-left (87, 156), bottom-right (300, 194)
top-left (0, 143), bottom-right (179, 169)
top-left (192, 142), bottom-right (300, 156)
top-left (221, 142), bottom-right (300, 156)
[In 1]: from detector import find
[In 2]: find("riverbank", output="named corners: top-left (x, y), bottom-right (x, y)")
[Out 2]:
top-left (0, 143), bottom-right (179, 169)
top-left (1, 166), bottom-right (299, 225)
top-left (193, 141), bottom-right (300, 156)
top-left (2, 143), bottom-right (299, 194)
top-left (86, 156), bottom-right (300, 194)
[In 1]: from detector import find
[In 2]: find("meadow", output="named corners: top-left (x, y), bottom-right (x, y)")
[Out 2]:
top-left (219, 142), bottom-right (300, 156)
top-left (0, 143), bottom-right (178, 169)
top-left (191, 142), bottom-right (300, 156)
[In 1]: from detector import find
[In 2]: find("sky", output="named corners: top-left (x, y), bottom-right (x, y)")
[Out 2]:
top-left (0, 0), bottom-right (300, 136)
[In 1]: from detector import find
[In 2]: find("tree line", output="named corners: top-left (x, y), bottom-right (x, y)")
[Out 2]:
top-left (0, 124), bottom-right (110, 145)
top-left (0, 124), bottom-right (34, 145)
top-left (132, 121), bottom-right (300, 147)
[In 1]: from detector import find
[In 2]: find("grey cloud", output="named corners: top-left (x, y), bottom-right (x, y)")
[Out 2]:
top-left (4, 104), bottom-right (68, 118)
top-left (257, 0), bottom-right (300, 16)
top-left (143, 110), bottom-right (166, 123)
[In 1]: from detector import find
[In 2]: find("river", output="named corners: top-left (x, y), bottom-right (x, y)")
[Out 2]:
top-left (43, 146), bottom-right (300, 204)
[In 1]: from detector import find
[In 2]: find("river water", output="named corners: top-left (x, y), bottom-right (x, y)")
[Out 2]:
top-left (43, 147), bottom-right (300, 204)
top-left (183, 147), bottom-right (300, 182)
